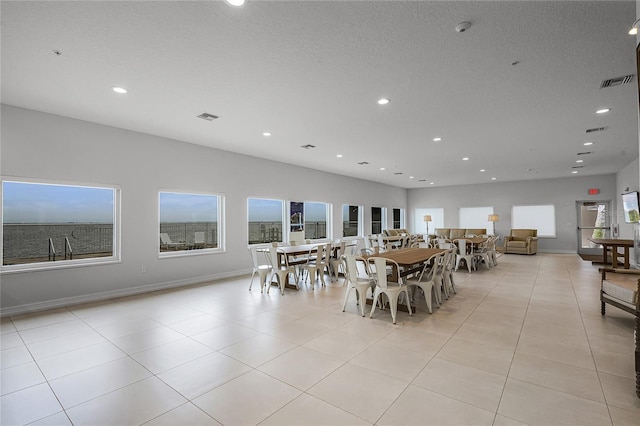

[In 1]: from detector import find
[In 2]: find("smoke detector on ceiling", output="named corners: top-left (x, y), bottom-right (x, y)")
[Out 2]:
top-left (455, 22), bottom-right (471, 33)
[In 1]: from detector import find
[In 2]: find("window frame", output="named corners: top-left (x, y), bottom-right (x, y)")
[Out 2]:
top-left (303, 201), bottom-right (330, 240)
top-left (158, 190), bottom-right (225, 257)
top-left (392, 208), bottom-right (404, 229)
top-left (247, 197), bottom-right (286, 245)
top-left (458, 206), bottom-right (495, 235)
top-left (1, 177), bottom-right (121, 273)
top-left (342, 204), bottom-right (363, 237)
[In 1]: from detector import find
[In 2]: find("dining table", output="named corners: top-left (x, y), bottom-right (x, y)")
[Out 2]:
top-left (365, 247), bottom-right (447, 282)
top-left (588, 237), bottom-right (634, 269)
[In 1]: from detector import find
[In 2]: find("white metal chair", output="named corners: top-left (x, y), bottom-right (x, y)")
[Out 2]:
top-left (341, 254), bottom-right (376, 316)
top-left (301, 243), bottom-right (332, 290)
top-left (442, 248), bottom-right (457, 296)
top-left (455, 239), bottom-right (476, 273)
top-left (267, 245), bottom-right (295, 295)
top-left (248, 246), bottom-right (273, 293)
top-left (368, 257), bottom-right (412, 324)
top-left (473, 239), bottom-right (493, 270)
top-left (405, 253), bottom-right (440, 314)
top-left (330, 240), bottom-right (347, 282)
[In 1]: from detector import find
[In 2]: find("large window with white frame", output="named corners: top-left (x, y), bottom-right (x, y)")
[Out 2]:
top-left (159, 191), bottom-right (223, 254)
top-left (2, 179), bottom-right (120, 270)
top-left (248, 198), bottom-right (285, 244)
top-left (392, 208), bottom-right (404, 229)
top-left (512, 204), bottom-right (556, 237)
top-left (458, 206), bottom-right (495, 235)
top-left (342, 204), bottom-right (362, 237)
top-left (304, 202), bottom-right (329, 240)
top-left (414, 208), bottom-right (445, 235)
top-left (371, 206), bottom-right (386, 234)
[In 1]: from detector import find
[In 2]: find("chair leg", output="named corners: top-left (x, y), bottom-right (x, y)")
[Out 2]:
top-left (423, 285), bottom-right (433, 314)
top-left (342, 286), bottom-right (352, 312)
top-left (249, 270), bottom-right (256, 291)
top-left (403, 289), bottom-right (412, 316)
top-left (370, 291), bottom-right (380, 318)
top-left (388, 295), bottom-right (398, 324)
top-left (358, 288), bottom-right (368, 317)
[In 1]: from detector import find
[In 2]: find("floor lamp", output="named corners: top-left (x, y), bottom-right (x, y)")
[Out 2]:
top-left (488, 214), bottom-right (499, 235)
top-left (423, 215), bottom-right (432, 239)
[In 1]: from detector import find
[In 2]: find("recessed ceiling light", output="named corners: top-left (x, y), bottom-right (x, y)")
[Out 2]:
top-left (572, 170), bottom-right (578, 174)
top-left (112, 86), bottom-right (127, 94)
top-left (262, 132), bottom-right (271, 136)
top-left (430, 182), bottom-right (435, 185)
top-left (224, 0), bottom-right (246, 6)
top-left (576, 159), bottom-right (584, 163)
top-left (480, 169), bottom-right (486, 172)
top-left (409, 176), bottom-right (414, 179)
top-left (336, 154), bottom-right (343, 158)
top-left (377, 98), bottom-right (390, 105)
top-left (433, 137), bottom-right (442, 142)
top-left (380, 167), bottom-right (385, 171)
top-left (596, 108), bottom-right (611, 114)
top-left (491, 177), bottom-right (497, 180)
top-left (584, 142), bottom-right (593, 146)
top-left (462, 157), bottom-right (469, 161)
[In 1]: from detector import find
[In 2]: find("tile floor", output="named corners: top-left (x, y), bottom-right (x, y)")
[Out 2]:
top-left (1, 254), bottom-right (639, 425)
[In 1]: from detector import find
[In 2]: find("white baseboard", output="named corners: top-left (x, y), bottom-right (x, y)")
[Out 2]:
top-left (1, 268), bottom-right (251, 317)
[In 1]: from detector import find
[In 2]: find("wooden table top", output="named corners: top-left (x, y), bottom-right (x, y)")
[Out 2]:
top-left (453, 237), bottom-right (488, 244)
top-left (588, 238), bottom-right (634, 246)
top-left (366, 247), bottom-right (446, 267)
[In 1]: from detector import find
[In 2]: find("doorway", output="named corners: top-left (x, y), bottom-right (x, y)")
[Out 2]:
top-left (576, 201), bottom-right (611, 256)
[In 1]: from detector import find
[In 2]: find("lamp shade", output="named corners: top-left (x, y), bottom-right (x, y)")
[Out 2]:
top-left (423, 215), bottom-right (432, 222)
top-left (488, 214), bottom-right (499, 222)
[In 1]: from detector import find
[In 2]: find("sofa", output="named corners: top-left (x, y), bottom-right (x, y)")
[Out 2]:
top-left (384, 228), bottom-right (410, 236)
top-left (504, 229), bottom-right (538, 255)
top-left (431, 228), bottom-right (487, 241)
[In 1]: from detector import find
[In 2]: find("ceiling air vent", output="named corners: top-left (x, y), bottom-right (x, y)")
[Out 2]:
top-left (600, 74), bottom-right (634, 89)
top-left (572, 166), bottom-right (584, 169)
top-left (394, 172), bottom-right (403, 175)
top-left (577, 151), bottom-right (594, 155)
top-left (197, 112), bottom-right (219, 121)
top-left (358, 161), bottom-right (369, 165)
top-left (585, 127), bottom-right (607, 134)
top-left (300, 144), bottom-right (316, 149)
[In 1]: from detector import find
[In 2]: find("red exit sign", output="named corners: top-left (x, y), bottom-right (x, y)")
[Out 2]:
top-left (588, 188), bottom-right (600, 195)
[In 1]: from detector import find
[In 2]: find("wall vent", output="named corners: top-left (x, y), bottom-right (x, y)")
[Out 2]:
top-left (600, 74), bottom-right (634, 88)
top-left (300, 144), bottom-right (316, 149)
top-left (197, 112), bottom-right (219, 121)
top-left (585, 127), bottom-right (607, 134)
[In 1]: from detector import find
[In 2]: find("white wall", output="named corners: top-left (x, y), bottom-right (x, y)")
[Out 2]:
top-left (615, 157), bottom-right (640, 240)
top-left (407, 176), bottom-right (618, 253)
top-left (0, 105), bottom-right (407, 314)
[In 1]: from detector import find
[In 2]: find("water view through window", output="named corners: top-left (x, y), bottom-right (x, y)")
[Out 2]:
top-left (2, 181), bottom-right (116, 266)
top-left (159, 192), bottom-right (220, 253)
top-left (248, 198), bottom-right (284, 244)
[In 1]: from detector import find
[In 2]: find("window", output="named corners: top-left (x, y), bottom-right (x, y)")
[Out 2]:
top-left (304, 202), bottom-right (329, 240)
top-left (248, 198), bottom-right (284, 244)
top-left (371, 206), bottom-right (386, 234)
top-left (392, 208), bottom-right (404, 229)
top-left (2, 180), bottom-right (119, 269)
top-left (159, 192), bottom-right (222, 254)
top-left (342, 204), bottom-right (362, 237)
top-left (512, 205), bottom-right (556, 237)
top-left (414, 208), bottom-right (444, 234)
top-left (459, 206), bottom-right (494, 234)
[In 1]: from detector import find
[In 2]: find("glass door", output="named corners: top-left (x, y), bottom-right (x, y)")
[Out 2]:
top-left (576, 201), bottom-right (611, 256)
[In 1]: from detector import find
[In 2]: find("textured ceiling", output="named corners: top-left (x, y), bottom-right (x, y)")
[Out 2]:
top-left (1, 1), bottom-right (638, 188)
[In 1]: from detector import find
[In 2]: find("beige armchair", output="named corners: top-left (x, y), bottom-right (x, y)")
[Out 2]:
top-left (505, 229), bottom-right (538, 255)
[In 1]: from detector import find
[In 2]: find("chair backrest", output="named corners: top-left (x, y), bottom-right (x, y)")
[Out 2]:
top-left (457, 239), bottom-right (470, 255)
top-left (368, 257), bottom-right (399, 289)
top-left (248, 246), bottom-right (259, 268)
top-left (268, 246), bottom-right (284, 270)
top-left (510, 229), bottom-right (537, 240)
top-left (160, 233), bottom-right (171, 244)
top-left (195, 232), bottom-right (205, 244)
top-left (344, 254), bottom-right (369, 282)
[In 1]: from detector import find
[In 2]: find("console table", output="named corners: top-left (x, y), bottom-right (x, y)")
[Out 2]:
top-left (588, 238), bottom-right (634, 269)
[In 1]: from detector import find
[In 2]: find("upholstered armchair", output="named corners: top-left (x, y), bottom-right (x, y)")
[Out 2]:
top-left (505, 229), bottom-right (538, 255)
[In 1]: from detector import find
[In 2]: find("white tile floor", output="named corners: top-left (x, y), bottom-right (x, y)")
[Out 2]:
top-left (1, 254), bottom-right (639, 425)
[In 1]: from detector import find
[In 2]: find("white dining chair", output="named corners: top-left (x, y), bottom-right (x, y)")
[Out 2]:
top-left (248, 246), bottom-right (273, 293)
top-left (368, 257), bottom-right (412, 324)
top-left (267, 246), bottom-right (295, 295)
top-left (341, 254), bottom-right (376, 316)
